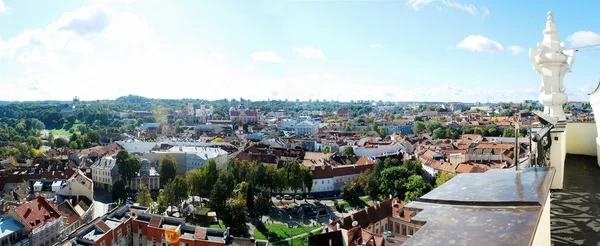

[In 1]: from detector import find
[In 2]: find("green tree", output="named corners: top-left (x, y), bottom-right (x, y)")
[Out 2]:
top-left (255, 189), bottom-right (273, 221)
top-left (209, 180), bottom-right (228, 222)
top-left (342, 146), bottom-right (355, 157)
top-left (219, 171), bottom-right (236, 195)
top-left (246, 182), bottom-right (254, 212)
top-left (156, 190), bottom-right (169, 214)
top-left (435, 171), bottom-right (456, 188)
top-left (47, 132), bottom-right (54, 147)
top-left (54, 138), bottom-right (68, 148)
top-left (164, 176), bottom-right (189, 214)
top-left (136, 184), bottom-right (153, 207)
top-left (379, 166), bottom-right (414, 199)
top-left (499, 109), bottom-right (513, 116)
top-left (159, 154), bottom-right (178, 186)
top-left (412, 121), bottom-right (426, 134)
top-left (205, 160), bottom-right (219, 193)
top-left (503, 127), bottom-right (516, 137)
top-left (404, 175), bottom-right (432, 202)
top-left (116, 151), bottom-right (142, 191)
top-left (222, 199), bottom-right (249, 236)
top-left (322, 145), bottom-right (331, 153)
top-left (404, 159), bottom-right (424, 176)
top-left (340, 182), bottom-right (359, 204)
top-left (112, 179), bottom-right (127, 202)
top-left (263, 165), bottom-right (281, 194)
top-left (86, 130), bottom-right (101, 143)
top-left (26, 136), bottom-right (42, 149)
top-left (488, 127), bottom-right (499, 136)
top-left (358, 169), bottom-right (380, 201)
top-left (432, 128), bottom-right (446, 139)
top-left (186, 168), bottom-right (205, 200)
top-left (301, 166), bottom-right (313, 198)
top-left (211, 137), bottom-right (223, 143)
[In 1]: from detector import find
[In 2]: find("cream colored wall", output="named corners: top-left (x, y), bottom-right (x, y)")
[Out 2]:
top-left (532, 193), bottom-right (551, 246)
top-left (566, 122), bottom-right (597, 156)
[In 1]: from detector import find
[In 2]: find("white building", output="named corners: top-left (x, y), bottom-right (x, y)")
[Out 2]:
top-left (294, 121), bottom-right (319, 136)
top-left (175, 146), bottom-right (229, 171)
top-left (91, 157), bottom-right (118, 191)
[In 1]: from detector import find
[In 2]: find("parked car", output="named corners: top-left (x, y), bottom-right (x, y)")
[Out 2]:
top-left (295, 195), bottom-right (303, 200)
top-left (276, 195), bottom-right (282, 200)
top-left (306, 195), bottom-right (315, 199)
top-left (283, 195), bottom-right (293, 200)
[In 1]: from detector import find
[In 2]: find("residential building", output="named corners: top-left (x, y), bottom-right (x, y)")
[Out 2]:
top-left (302, 155), bottom-right (375, 195)
top-left (8, 195), bottom-right (63, 246)
top-left (0, 216), bottom-right (30, 246)
top-left (310, 198), bottom-right (418, 245)
top-left (179, 146), bottom-right (229, 171)
top-left (59, 204), bottom-right (232, 246)
top-left (91, 157), bottom-right (118, 191)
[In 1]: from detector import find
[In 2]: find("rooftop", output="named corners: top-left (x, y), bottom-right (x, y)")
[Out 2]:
top-left (550, 154), bottom-right (600, 245)
top-left (0, 216), bottom-right (24, 238)
top-left (403, 166), bottom-right (554, 246)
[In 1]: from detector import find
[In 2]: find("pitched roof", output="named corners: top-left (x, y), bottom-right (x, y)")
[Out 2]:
top-left (308, 230), bottom-right (344, 246)
top-left (57, 201), bottom-right (81, 226)
top-left (13, 196), bottom-right (62, 230)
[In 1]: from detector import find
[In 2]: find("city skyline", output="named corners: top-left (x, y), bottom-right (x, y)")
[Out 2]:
top-left (1, 0), bottom-right (599, 102)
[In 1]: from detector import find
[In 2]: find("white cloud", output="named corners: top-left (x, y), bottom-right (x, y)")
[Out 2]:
top-left (246, 65), bottom-right (256, 72)
top-left (0, 0), bottom-right (10, 14)
top-left (441, 0), bottom-right (489, 17)
top-left (370, 44), bottom-right (384, 48)
top-left (292, 46), bottom-right (326, 60)
top-left (208, 53), bottom-right (226, 61)
top-left (407, 0), bottom-right (489, 17)
top-left (507, 45), bottom-right (524, 55)
top-left (406, 0), bottom-right (434, 11)
top-left (566, 31), bottom-right (600, 48)
top-left (54, 4), bottom-right (115, 36)
top-left (457, 35), bottom-right (504, 53)
top-left (0, 3), bottom-right (153, 66)
top-left (250, 51), bottom-right (285, 63)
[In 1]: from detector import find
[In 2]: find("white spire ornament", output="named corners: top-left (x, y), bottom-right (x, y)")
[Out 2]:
top-left (529, 11), bottom-right (575, 121)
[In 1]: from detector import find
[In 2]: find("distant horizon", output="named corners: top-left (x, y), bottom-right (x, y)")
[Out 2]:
top-left (0, 94), bottom-right (589, 105)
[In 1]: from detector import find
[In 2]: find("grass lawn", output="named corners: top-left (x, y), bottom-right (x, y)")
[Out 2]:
top-left (338, 197), bottom-right (369, 211)
top-left (271, 230), bottom-right (322, 246)
top-left (49, 128), bottom-right (72, 136)
top-left (208, 221), bottom-right (226, 229)
top-left (254, 224), bottom-right (321, 242)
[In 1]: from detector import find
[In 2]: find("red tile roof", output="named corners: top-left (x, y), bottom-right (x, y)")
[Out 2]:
top-left (57, 201), bottom-right (81, 226)
top-left (13, 195), bottom-right (62, 230)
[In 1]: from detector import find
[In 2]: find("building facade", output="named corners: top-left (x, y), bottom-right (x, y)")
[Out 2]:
top-left (91, 157), bottom-right (118, 191)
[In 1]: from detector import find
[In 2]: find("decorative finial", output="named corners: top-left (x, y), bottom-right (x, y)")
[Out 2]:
top-left (547, 11), bottom-right (553, 21)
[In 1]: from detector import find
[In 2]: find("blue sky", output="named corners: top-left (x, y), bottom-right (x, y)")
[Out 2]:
top-left (0, 0), bottom-right (599, 102)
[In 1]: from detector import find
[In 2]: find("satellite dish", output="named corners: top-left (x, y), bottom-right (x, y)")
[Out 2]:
top-left (352, 221), bottom-right (358, 227)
